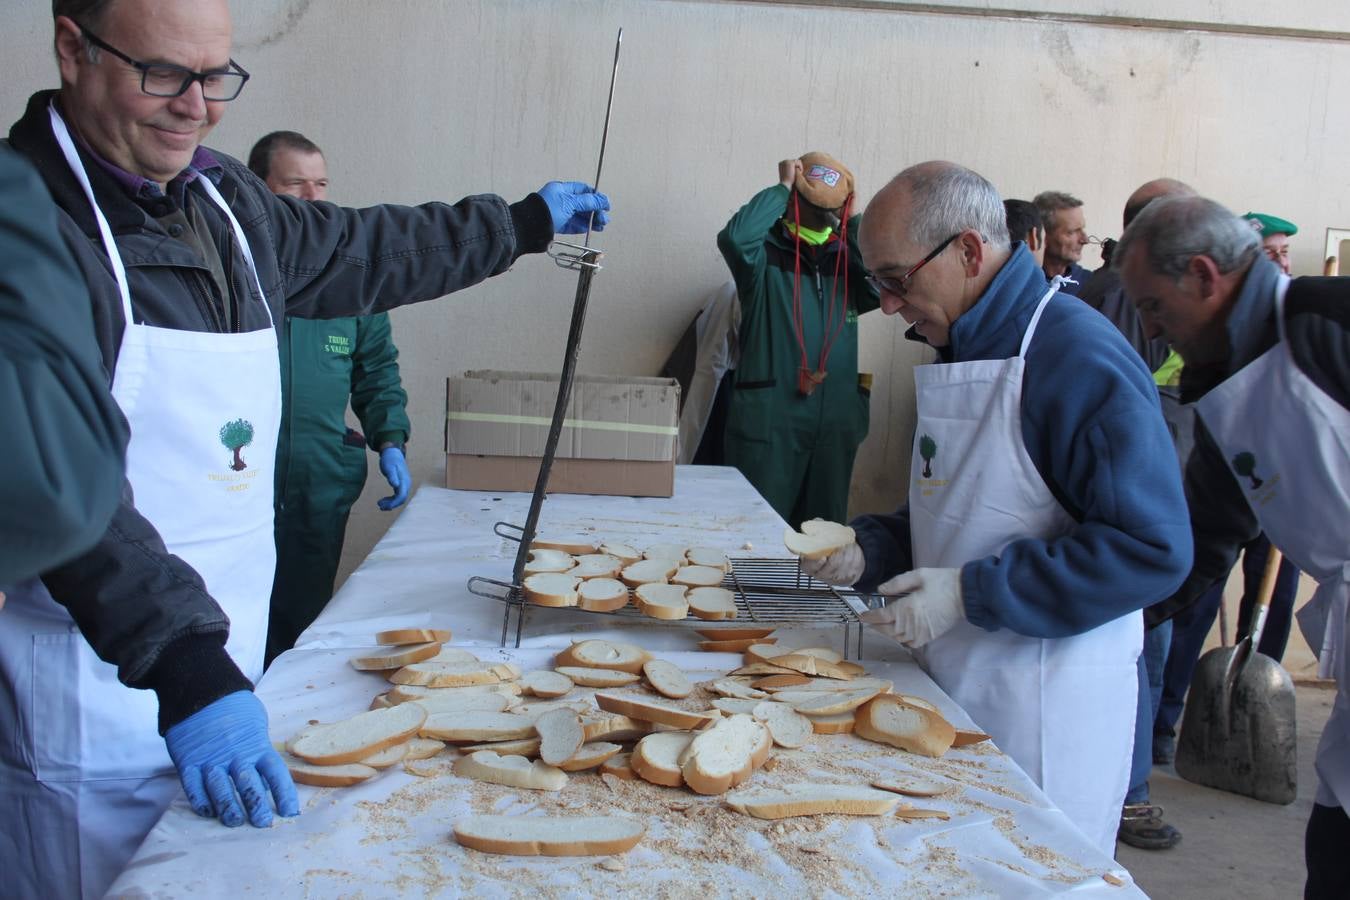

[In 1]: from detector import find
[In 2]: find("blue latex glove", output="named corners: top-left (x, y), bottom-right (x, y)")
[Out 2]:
top-left (378, 446), bottom-right (411, 510)
top-left (164, 690), bottom-right (299, 828)
top-left (537, 181), bottom-right (611, 234)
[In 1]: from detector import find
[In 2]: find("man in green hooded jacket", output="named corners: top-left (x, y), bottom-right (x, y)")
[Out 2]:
top-left (717, 153), bottom-right (880, 527)
top-left (249, 132), bottom-right (412, 665)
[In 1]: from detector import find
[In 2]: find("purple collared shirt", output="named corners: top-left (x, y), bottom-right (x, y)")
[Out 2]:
top-left (84, 140), bottom-right (222, 200)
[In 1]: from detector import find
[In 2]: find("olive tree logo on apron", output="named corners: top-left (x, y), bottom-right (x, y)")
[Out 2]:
top-left (220, 418), bottom-right (255, 471)
top-left (1231, 450), bottom-right (1281, 507)
top-left (1231, 451), bottom-right (1263, 489)
top-left (919, 434), bottom-right (938, 477)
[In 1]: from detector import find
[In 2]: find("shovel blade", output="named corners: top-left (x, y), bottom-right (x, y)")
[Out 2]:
top-left (1175, 645), bottom-right (1298, 804)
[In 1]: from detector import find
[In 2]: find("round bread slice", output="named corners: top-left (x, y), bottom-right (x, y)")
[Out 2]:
top-left (620, 559), bottom-right (679, 588)
top-left (581, 714), bottom-right (654, 743)
top-left (424, 646), bottom-right (482, 665)
top-left (854, 695), bottom-right (956, 758)
top-left (686, 547), bottom-right (731, 572)
top-left (388, 682), bottom-right (521, 703)
top-left (775, 688), bottom-right (881, 716)
top-left (555, 639), bottom-right (651, 674)
top-left (569, 553), bottom-right (623, 579)
top-left (694, 627), bottom-right (774, 641)
top-left (600, 751), bottom-right (636, 780)
top-left (711, 698), bottom-right (762, 716)
top-left (634, 583), bottom-right (689, 620)
top-left (599, 542), bottom-right (641, 566)
top-left (593, 692), bottom-right (719, 730)
top-left (576, 578), bottom-right (630, 612)
top-left (554, 666), bottom-right (640, 687)
top-left (284, 753), bottom-right (378, 787)
top-left (744, 643), bottom-right (792, 664)
top-left (896, 694), bottom-right (942, 713)
top-left (390, 661), bottom-right (519, 688)
top-left (558, 741), bottom-right (623, 772)
top-left (631, 731), bottom-right (697, 787)
top-left (512, 698), bottom-right (594, 717)
top-left (783, 519), bottom-right (856, 560)
top-left (871, 774), bottom-right (950, 797)
top-left (349, 641), bottom-right (442, 671)
top-left (725, 783), bottom-right (900, 819)
top-left (699, 637), bottom-right (765, 653)
top-left (750, 674), bottom-right (811, 690)
top-left (523, 548), bottom-right (577, 575)
top-left (751, 701), bottom-right (813, 749)
top-left (376, 628), bottom-right (453, 646)
top-left (761, 676), bottom-right (893, 694)
top-left (535, 709), bottom-right (585, 766)
top-left (687, 587), bottom-right (737, 621)
top-left (408, 691), bottom-right (512, 716)
top-left (643, 543), bottom-right (689, 563)
top-left (453, 751), bottom-right (567, 791)
top-left (520, 670), bottom-right (574, 698)
top-left (461, 737), bottom-right (542, 757)
top-left (708, 679), bottom-right (767, 701)
top-left (452, 814), bottom-right (644, 856)
top-left (642, 659), bottom-right (693, 699)
top-left (680, 714), bottom-right (772, 795)
top-left (531, 535), bottom-right (599, 555)
top-left (289, 704), bottom-right (428, 766)
top-left (361, 741), bottom-right (411, 769)
top-left (802, 711), bottom-right (856, 734)
top-left (404, 738), bottom-right (447, 761)
top-left (522, 572), bottom-right (579, 608)
top-left (671, 565), bottom-right (727, 588)
top-left (421, 712), bottom-right (538, 743)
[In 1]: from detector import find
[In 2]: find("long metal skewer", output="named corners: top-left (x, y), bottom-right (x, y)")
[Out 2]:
top-left (509, 28), bottom-right (623, 608)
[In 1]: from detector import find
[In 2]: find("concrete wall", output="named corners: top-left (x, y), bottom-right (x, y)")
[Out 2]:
top-left (5, 1), bottom-right (1349, 588)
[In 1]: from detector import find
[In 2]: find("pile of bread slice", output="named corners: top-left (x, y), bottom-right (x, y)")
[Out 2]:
top-left (520, 536), bottom-right (738, 622)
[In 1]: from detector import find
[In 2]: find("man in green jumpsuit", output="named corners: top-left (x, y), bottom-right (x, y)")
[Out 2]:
top-left (717, 153), bottom-right (880, 527)
top-left (248, 132), bottom-right (412, 665)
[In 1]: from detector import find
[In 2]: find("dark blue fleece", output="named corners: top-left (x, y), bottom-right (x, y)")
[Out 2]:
top-left (853, 244), bottom-right (1193, 638)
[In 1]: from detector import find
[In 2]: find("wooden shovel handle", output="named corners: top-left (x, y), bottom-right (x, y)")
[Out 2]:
top-left (1253, 546), bottom-right (1284, 614)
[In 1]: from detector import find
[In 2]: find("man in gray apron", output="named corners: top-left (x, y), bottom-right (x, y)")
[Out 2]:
top-left (806, 161), bottom-right (1193, 856)
top-left (1, 1), bottom-right (612, 897)
top-left (1116, 195), bottom-right (1349, 899)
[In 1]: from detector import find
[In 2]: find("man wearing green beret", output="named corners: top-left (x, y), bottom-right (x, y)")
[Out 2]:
top-left (1246, 211), bottom-right (1297, 275)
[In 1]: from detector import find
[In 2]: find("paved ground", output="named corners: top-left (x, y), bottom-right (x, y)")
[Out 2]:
top-left (1116, 681), bottom-right (1335, 898)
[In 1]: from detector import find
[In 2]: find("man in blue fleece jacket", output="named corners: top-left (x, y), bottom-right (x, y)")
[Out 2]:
top-left (804, 161), bottom-right (1192, 856)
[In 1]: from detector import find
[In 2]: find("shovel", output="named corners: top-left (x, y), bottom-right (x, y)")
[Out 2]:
top-left (1175, 547), bottom-right (1297, 804)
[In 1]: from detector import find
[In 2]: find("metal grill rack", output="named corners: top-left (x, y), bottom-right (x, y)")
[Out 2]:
top-left (467, 556), bottom-right (864, 657)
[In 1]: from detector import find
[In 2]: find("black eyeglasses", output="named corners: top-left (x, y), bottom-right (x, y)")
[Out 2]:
top-left (79, 25), bottom-right (250, 101)
top-left (866, 233), bottom-right (961, 297)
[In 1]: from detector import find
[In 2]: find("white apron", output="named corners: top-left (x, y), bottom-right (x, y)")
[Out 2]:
top-left (908, 284), bottom-right (1142, 856)
top-left (1195, 275), bottom-right (1350, 810)
top-left (0, 106), bottom-right (280, 900)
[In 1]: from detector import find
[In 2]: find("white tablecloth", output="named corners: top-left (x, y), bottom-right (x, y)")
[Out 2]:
top-left (108, 467), bottom-right (1144, 898)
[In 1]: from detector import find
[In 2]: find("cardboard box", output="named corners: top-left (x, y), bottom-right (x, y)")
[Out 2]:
top-left (445, 371), bottom-right (679, 497)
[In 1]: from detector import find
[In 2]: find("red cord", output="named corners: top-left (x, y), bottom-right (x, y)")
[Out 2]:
top-left (791, 191), bottom-right (809, 382)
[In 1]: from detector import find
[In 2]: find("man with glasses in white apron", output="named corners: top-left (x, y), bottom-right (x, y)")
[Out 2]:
top-left (1116, 196), bottom-right (1350, 899)
top-left (0, 1), bottom-right (612, 897)
top-left (804, 161), bottom-right (1192, 856)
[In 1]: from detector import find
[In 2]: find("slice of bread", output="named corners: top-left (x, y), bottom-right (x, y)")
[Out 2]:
top-left (376, 628), bottom-right (452, 646)
top-left (729, 662), bottom-right (798, 677)
top-left (897, 694), bottom-right (942, 713)
top-left (390, 661), bottom-right (520, 688)
top-left (599, 542), bottom-right (641, 565)
top-left (634, 583), bottom-right (689, 620)
top-left (511, 698), bottom-right (594, 717)
top-left (408, 691), bottom-right (512, 716)
top-left (760, 677), bottom-right (892, 694)
top-left (452, 751), bottom-right (567, 791)
top-left (558, 741), bottom-right (623, 772)
top-left (871, 775), bottom-right (949, 797)
top-left (522, 572), bottom-right (579, 608)
top-left (751, 701), bottom-right (813, 749)
top-left (576, 578), bottom-right (630, 612)
top-left (535, 709), bottom-right (585, 766)
top-left (680, 713), bottom-right (772, 795)
top-left (349, 641), bottom-right (443, 671)
top-left (773, 688), bottom-right (881, 716)
top-left (687, 587), bottom-right (738, 621)
top-left (686, 547), bottom-right (731, 572)
top-left (744, 643), bottom-right (792, 664)
top-left (750, 674), bottom-right (811, 690)
top-left (519, 669), bottom-right (574, 698)
top-left (770, 654), bottom-right (854, 680)
top-left (600, 751), bottom-right (636, 780)
top-left (421, 711), bottom-right (538, 743)
top-left (404, 738), bottom-right (446, 760)
top-left (554, 666), bottom-right (641, 688)
top-left (642, 659), bottom-right (693, 699)
top-left (953, 729), bottom-right (992, 747)
top-left (460, 737), bottom-right (542, 757)
top-left (791, 647), bottom-right (845, 664)
top-left (370, 693), bottom-right (394, 710)
top-left (708, 679), bottom-right (767, 701)
top-left (452, 814), bottom-right (644, 856)
top-left (531, 535), bottom-right (599, 555)
top-left (699, 637), bottom-right (765, 652)
top-left (593, 692), bottom-right (720, 730)
top-left (289, 704), bottom-right (427, 766)
top-left (620, 559), bottom-right (679, 588)
top-left (580, 713), bottom-right (655, 743)
top-left (387, 682), bottom-right (520, 703)
top-left (671, 565), bottom-right (727, 588)
top-left (283, 752), bottom-right (378, 787)
top-left (569, 553), bottom-right (623, 580)
top-left (361, 741), bottom-right (411, 769)
top-left (711, 698), bottom-right (762, 716)
top-left (423, 647), bottom-right (482, 665)
top-left (523, 548), bottom-right (576, 575)
top-left (803, 711), bottom-right (855, 734)
top-left (725, 783), bottom-right (899, 819)
top-left (643, 543), bottom-right (689, 563)
top-left (782, 519), bottom-right (856, 560)
top-left (631, 731), bottom-right (696, 787)
top-left (695, 626), bottom-right (774, 641)
top-left (854, 695), bottom-right (956, 758)
top-left (555, 639), bottom-right (651, 674)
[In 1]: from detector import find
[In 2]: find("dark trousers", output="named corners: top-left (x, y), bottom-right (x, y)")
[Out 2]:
top-left (1235, 532), bottom-right (1302, 663)
top-left (1156, 581), bottom-right (1225, 738)
top-left (1306, 803), bottom-right (1350, 899)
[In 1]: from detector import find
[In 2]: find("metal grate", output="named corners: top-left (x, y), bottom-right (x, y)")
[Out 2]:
top-left (467, 557), bottom-right (863, 655)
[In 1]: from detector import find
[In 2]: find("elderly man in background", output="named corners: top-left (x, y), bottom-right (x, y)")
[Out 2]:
top-left (247, 131), bottom-right (414, 666)
top-left (1033, 189), bottom-right (1093, 291)
top-left (0, 0), bottom-right (610, 896)
top-left (1116, 196), bottom-right (1349, 899)
top-left (805, 161), bottom-right (1191, 855)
